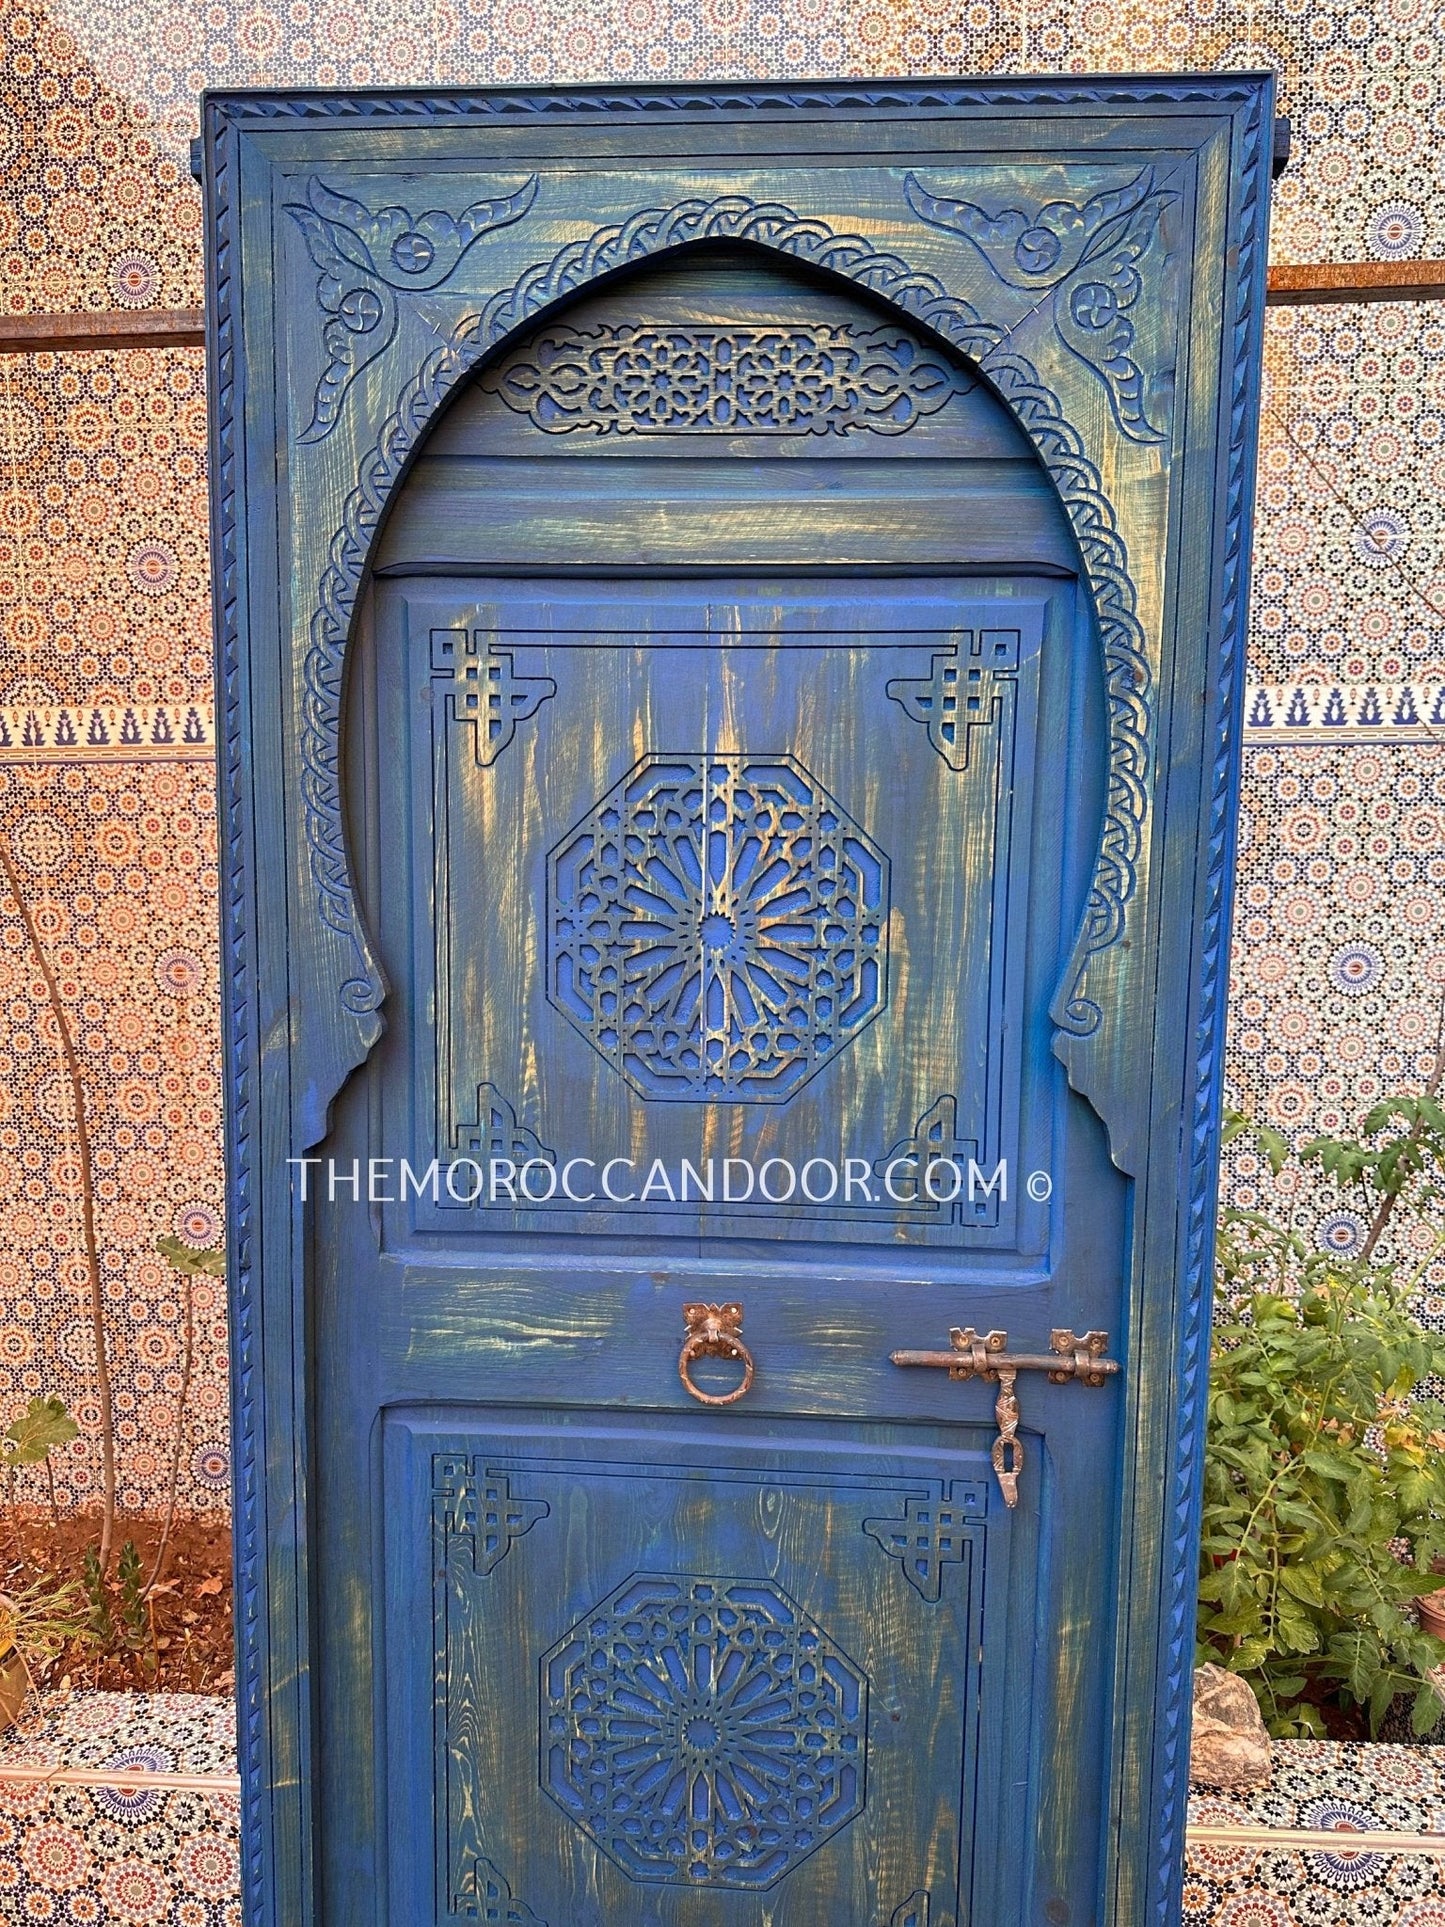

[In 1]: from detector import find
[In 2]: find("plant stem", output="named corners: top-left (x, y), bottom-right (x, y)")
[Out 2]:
top-left (1360, 985), bottom-right (1445, 1263)
top-left (1403, 1226), bottom-right (1445, 1296)
top-left (143, 1272), bottom-right (193, 1600)
top-left (0, 836), bottom-right (117, 1575)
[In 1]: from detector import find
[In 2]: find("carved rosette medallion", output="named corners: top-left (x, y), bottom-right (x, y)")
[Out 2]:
top-left (540, 1573), bottom-right (868, 1888)
top-left (547, 753), bottom-right (889, 1102)
top-left (482, 323), bottom-right (966, 435)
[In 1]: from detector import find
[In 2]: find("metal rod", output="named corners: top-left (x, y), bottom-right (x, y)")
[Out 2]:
top-left (1187, 1822), bottom-right (1445, 1856)
top-left (1266, 261), bottom-right (1445, 306)
top-left (0, 309), bottom-right (205, 356)
top-left (890, 1348), bottom-right (1121, 1374)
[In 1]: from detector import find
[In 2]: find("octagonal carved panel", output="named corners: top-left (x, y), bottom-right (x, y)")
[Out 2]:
top-left (540, 1572), bottom-right (868, 1888)
top-left (546, 753), bottom-right (890, 1102)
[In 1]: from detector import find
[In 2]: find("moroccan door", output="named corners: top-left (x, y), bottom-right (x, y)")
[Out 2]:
top-left (334, 251), bottom-right (1103, 1927)
top-left (207, 79), bottom-right (1270, 1927)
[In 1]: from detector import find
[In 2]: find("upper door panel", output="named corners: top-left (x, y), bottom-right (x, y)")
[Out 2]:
top-left (373, 251), bottom-right (1078, 577)
top-left (375, 575), bottom-right (1094, 1267)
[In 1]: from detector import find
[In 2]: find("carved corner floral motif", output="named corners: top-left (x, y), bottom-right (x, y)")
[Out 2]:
top-left (904, 167), bottom-right (1177, 445)
top-left (285, 173), bottom-right (539, 442)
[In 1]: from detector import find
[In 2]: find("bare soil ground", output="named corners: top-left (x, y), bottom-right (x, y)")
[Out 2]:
top-left (2, 1509), bottom-right (233, 1695)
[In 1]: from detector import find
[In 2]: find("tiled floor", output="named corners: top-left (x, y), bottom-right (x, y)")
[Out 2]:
top-left (1185, 1745), bottom-right (1445, 1927)
top-left (0, 1693), bottom-right (240, 1923)
top-left (2, 1693), bottom-right (1445, 1924)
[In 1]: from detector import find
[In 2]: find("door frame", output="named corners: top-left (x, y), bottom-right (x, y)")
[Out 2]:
top-left (203, 74), bottom-right (1272, 1927)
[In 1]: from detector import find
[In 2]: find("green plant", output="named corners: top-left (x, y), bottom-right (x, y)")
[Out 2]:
top-left (0, 837), bottom-right (117, 1572)
top-left (115, 1538), bottom-right (156, 1678)
top-left (1201, 1100), bottom-right (1445, 1737)
top-left (1, 1396), bottom-right (77, 1523)
top-left (145, 1234), bottom-right (224, 1598)
top-left (82, 1545), bottom-right (113, 1645)
top-left (1302, 1092), bottom-right (1445, 1267)
top-left (155, 1235), bottom-right (225, 1279)
top-left (0, 1573), bottom-right (88, 1671)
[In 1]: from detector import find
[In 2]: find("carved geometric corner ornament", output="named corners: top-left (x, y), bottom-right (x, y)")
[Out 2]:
top-left (862, 1483), bottom-right (986, 1602)
top-left (430, 627), bottom-right (556, 767)
top-left (432, 1456), bottom-right (549, 1577)
top-left (904, 166), bottom-right (1178, 445)
top-left (450, 1083), bottom-right (555, 1174)
top-left (458, 1855), bottom-right (547, 1925)
top-left (886, 628), bottom-right (1022, 769)
top-left (874, 1094), bottom-right (995, 1225)
top-left (286, 172), bottom-right (539, 442)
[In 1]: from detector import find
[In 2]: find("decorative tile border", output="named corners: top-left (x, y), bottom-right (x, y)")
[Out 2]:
top-left (0, 1691), bottom-right (237, 1776)
top-left (7, 1697), bottom-right (1445, 1927)
top-left (0, 702), bottom-right (214, 761)
top-left (5, 686), bottom-right (1434, 756)
top-left (1244, 683), bottom-right (1445, 741)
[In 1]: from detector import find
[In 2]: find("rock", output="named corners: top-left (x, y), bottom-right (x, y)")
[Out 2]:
top-left (1189, 1663), bottom-right (1271, 1790)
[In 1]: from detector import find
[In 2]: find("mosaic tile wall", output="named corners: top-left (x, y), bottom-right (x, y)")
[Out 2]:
top-left (11, 1692), bottom-right (1445, 1927)
top-left (0, 1692), bottom-right (241, 1924)
top-left (0, 0), bottom-right (1440, 1512)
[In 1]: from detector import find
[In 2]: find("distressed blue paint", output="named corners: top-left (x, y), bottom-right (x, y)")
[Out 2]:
top-left (205, 74), bottom-right (1272, 1927)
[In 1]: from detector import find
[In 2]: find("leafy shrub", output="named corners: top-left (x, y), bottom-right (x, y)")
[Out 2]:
top-left (1201, 1103), bottom-right (1445, 1737)
top-left (1, 1395), bottom-right (77, 1508)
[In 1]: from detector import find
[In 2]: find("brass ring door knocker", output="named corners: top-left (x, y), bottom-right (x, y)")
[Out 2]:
top-left (679, 1302), bottom-right (755, 1406)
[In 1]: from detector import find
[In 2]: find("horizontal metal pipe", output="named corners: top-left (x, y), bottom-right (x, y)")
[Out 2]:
top-left (890, 1348), bottom-right (1121, 1374)
top-left (0, 309), bottom-right (204, 355)
top-left (1187, 1822), bottom-right (1445, 1856)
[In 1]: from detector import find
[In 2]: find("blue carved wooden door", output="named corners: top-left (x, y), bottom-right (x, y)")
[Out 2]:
top-left (207, 79), bottom-right (1271, 1927)
top-left (321, 255), bottom-right (1119, 1927)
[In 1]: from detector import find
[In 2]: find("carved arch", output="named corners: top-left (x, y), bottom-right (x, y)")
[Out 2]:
top-left (303, 194), bottom-right (1151, 1059)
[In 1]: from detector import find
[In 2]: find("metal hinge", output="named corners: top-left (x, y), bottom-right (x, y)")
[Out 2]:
top-left (891, 1327), bottom-right (1121, 1508)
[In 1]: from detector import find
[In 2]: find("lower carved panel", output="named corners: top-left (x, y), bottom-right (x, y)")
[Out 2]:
top-left (402, 1422), bottom-right (1000, 1924)
top-left (540, 1572), bottom-right (868, 1889)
